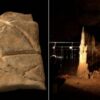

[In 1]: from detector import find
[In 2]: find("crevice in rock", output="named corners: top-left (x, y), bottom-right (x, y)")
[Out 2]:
top-left (0, 19), bottom-right (40, 52)
top-left (22, 64), bottom-right (41, 75)
top-left (14, 25), bottom-right (35, 49)
top-left (2, 50), bottom-right (40, 56)
top-left (0, 19), bottom-right (38, 49)
top-left (0, 63), bottom-right (42, 81)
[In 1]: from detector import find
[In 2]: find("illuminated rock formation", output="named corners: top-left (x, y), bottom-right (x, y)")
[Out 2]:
top-left (77, 27), bottom-right (89, 79)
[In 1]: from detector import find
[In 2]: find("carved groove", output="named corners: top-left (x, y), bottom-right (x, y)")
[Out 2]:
top-left (2, 50), bottom-right (40, 56)
top-left (14, 25), bottom-right (35, 48)
top-left (0, 19), bottom-right (37, 49)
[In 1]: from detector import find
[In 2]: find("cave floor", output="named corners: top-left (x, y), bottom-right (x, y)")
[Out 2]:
top-left (64, 75), bottom-right (100, 96)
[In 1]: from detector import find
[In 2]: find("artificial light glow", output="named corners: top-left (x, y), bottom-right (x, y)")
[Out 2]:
top-left (52, 46), bottom-right (56, 49)
top-left (69, 46), bottom-right (73, 50)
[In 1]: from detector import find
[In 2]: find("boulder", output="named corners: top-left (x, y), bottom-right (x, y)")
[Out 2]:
top-left (0, 12), bottom-right (45, 91)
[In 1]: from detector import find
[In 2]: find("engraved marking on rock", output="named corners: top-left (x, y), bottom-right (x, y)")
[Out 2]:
top-left (0, 63), bottom-right (42, 81)
top-left (2, 50), bottom-right (40, 56)
top-left (0, 25), bottom-right (6, 33)
top-left (22, 64), bottom-right (40, 76)
top-left (14, 25), bottom-right (35, 48)
top-left (0, 20), bottom-right (12, 26)
top-left (0, 19), bottom-right (37, 49)
top-left (23, 64), bottom-right (43, 81)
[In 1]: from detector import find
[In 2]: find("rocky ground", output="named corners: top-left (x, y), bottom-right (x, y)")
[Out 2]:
top-left (65, 75), bottom-right (100, 95)
top-left (52, 71), bottom-right (100, 100)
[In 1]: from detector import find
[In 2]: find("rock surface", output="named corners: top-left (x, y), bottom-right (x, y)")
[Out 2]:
top-left (0, 12), bottom-right (45, 91)
top-left (65, 74), bottom-right (100, 95)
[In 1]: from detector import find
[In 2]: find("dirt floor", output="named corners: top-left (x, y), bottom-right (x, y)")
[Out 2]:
top-left (51, 75), bottom-right (100, 100)
top-left (65, 75), bottom-right (100, 95)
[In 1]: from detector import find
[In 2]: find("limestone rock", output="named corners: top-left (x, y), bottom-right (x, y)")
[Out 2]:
top-left (90, 71), bottom-right (100, 79)
top-left (0, 12), bottom-right (45, 91)
top-left (77, 63), bottom-right (89, 79)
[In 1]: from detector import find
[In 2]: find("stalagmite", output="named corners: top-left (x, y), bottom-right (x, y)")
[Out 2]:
top-left (77, 27), bottom-right (89, 79)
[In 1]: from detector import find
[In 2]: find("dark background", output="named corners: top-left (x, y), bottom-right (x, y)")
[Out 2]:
top-left (0, 0), bottom-right (48, 100)
top-left (50, 0), bottom-right (100, 42)
top-left (50, 0), bottom-right (100, 100)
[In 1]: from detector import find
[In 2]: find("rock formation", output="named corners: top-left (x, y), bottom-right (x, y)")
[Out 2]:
top-left (0, 12), bottom-right (45, 91)
top-left (77, 27), bottom-right (89, 79)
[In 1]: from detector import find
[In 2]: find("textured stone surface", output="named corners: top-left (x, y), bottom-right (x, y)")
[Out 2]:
top-left (0, 12), bottom-right (45, 91)
top-left (65, 75), bottom-right (100, 95)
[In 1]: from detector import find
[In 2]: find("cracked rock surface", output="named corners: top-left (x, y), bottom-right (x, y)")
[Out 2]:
top-left (0, 12), bottom-right (45, 91)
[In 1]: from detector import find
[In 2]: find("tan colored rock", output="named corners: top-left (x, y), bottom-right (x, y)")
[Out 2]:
top-left (90, 71), bottom-right (100, 79)
top-left (0, 12), bottom-right (45, 91)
